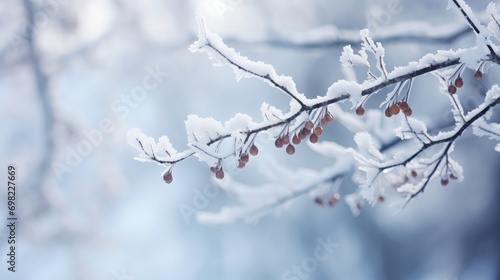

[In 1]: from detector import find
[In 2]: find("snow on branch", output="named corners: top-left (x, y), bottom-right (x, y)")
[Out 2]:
top-left (129, 1), bottom-right (500, 223)
top-left (451, 0), bottom-right (500, 61)
top-left (224, 9), bottom-right (496, 49)
top-left (197, 158), bottom-right (351, 225)
top-left (350, 86), bottom-right (500, 207)
top-left (189, 16), bottom-right (308, 107)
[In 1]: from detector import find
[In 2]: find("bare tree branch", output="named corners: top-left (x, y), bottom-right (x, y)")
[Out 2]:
top-left (22, 0), bottom-right (56, 190)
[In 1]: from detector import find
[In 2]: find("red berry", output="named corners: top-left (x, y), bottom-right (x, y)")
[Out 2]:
top-left (385, 107), bottom-right (392, 118)
top-left (355, 106), bottom-right (365, 116)
top-left (286, 144), bottom-right (295, 155)
top-left (328, 194), bottom-right (340, 206)
top-left (450, 173), bottom-right (458, 180)
top-left (403, 108), bottom-right (412, 116)
top-left (237, 160), bottom-right (245, 169)
top-left (448, 84), bottom-right (457, 94)
top-left (314, 126), bottom-right (323, 136)
top-left (216, 170), bottom-right (224, 179)
top-left (474, 70), bottom-right (483, 80)
top-left (282, 135), bottom-right (290, 145)
top-left (356, 203), bottom-right (362, 211)
top-left (292, 135), bottom-right (301, 145)
top-left (320, 118), bottom-right (328, 126)
top-left (309, 133), bottom-right (318, 144)
top-left (454, 77), bottom-right (463, 88)
top-left (304, 121), bottom-right (314, 130)
top-left (324, 112), bottom-right (334, 123)
top-left (275, 138), bottom-right (284, 148)
top-left (210, 166), bottom-right (216, 173)
top-left (240, 153), bottom-right (249, 163)
top-left (378, 195), bottom-right (385, 203)
top-left (441, 178), bottom-right (449, 186)
top-left (163, 170), bottom-right (173, 184)
top-left (389, 104), bottom-right (400, 115)
top-left (314, 197), bottom-right (323, 205)
top-left (298, 129), bottom-right (307, 140)
top-left (398, 101), bottom-right (409, 111)
top-left (411, 170), bottom-right (417, 177)
top-left (249, 144), bottom-right (259, 156)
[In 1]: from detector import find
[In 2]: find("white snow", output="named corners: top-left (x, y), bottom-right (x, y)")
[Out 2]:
top-left (190, 15), bottom-right (308, 103)
top-left (128, 2), bottom-right (500, 224)
top-left (323, 80), bottom-right (362, 109)
top-left (185, 114), bottom-right (227, 145)
top-left (395, 117), bottom-right (429, 142)
top-left (340, 45), bottom-right (370, 68)
top-left (487, 3), bottom-right (500, 41)
top-left (224, 113), bottom-right (256, 132)
top-left (353, 132), bottom-right (384, 161)
top-left (127, 128), bottom-right (189, 165)
top-left (345, 193), bottom-right (363, 216)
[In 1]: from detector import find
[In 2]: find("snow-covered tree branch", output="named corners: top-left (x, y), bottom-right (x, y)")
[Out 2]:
top-left (224, 14), bottom-right (477, 49)
top-left (129, 0), bottom-right (500, 224)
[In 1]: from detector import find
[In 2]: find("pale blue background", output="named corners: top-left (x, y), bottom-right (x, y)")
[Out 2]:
top-left (0, 0), bottom-right (499, 279)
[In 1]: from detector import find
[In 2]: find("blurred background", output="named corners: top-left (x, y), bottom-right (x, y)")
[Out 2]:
top-left (0, 0), bottom-right (499, 279)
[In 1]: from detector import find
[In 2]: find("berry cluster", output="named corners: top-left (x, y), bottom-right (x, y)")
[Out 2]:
top-left (210, 164), bottom-right (226, 179)
top-left (162, 64), bottom-right (488, 184)
top-left (400, 165), bottom-right (458, 188)
top-left (447, 76), bottom-right (463, 94)
top-left (440, 167), bottom-right (459, 186)
top-left (203, 110), bottom-right (334, 181)
top-left (447, 67), bottom-right (483, 95)
top-left (440, 173), bottom-right (459, 186)
top-left (314, 193), bottom-right (341, 207)
top-left (163, 144), bottom-right (260, 183)
top-left (275, 111), bottom-right (334, 155)
top-left (401, 169), bottom-right (419, 184)
top-left (237, 144), bottom-right (259, 169)
top-left (385, 101), bottom-right (412, 117)
top-left (210, 142), bottom-right (262, 180)
top-left (355, 101), bottom-right (412, 118)
top-left (208, 143), bottom-right (261, 180)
